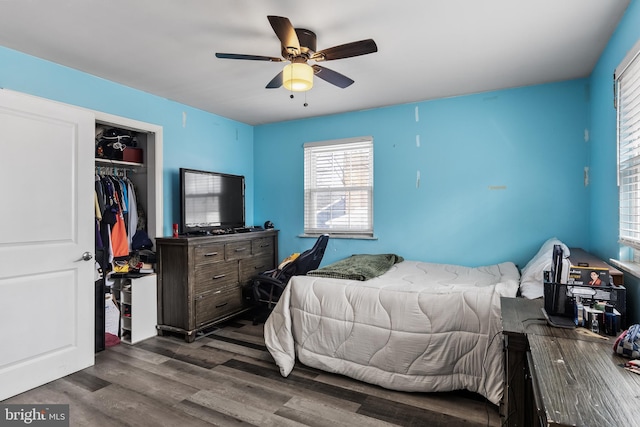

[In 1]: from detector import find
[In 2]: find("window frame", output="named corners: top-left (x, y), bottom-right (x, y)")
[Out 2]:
top-left (303, 136), bottom-right (374, 239)
top-left (616, 39), bottom-right (640, 253)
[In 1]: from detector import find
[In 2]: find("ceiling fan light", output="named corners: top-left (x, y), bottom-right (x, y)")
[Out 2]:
top-left (283, 63), bottom-right (313, 91)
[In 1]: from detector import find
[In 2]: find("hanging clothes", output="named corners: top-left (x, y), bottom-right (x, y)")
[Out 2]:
top-left (94, 169), bottom-right (141, 273)
top-left (126, 179), bottom-right (138, 246)
top-left (110, 189), bottom-right (129, 259)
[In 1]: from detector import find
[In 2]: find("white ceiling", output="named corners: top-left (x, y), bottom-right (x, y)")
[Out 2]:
top-left (0, 0), bottom-right (630, 125)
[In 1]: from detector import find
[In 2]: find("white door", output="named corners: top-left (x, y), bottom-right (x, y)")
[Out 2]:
top-left (0, 89), bottom-right (95, 400)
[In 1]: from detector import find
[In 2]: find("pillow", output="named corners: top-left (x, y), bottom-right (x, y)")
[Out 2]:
top-left (519, 237), bottom-right (570, 299)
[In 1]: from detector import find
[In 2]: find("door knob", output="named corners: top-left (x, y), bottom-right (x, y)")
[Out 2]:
top-left (82, 252), bottom-right (93, 261)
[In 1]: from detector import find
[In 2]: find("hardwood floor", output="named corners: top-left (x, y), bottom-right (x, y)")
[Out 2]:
top-left (3, 317), bottom-right (500, 426)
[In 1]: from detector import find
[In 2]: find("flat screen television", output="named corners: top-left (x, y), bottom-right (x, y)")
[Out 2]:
top-left (180, 168), bottom-right (245, 234)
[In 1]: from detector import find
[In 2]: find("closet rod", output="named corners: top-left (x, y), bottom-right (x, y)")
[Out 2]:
top-left (95, 165), bottom-right (132, 177)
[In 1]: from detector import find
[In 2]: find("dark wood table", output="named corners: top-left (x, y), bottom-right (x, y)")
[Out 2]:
top-left (502, 297), bottom-right (638, 426)
top-left (527, 332), bottom-right (640, 426)
top-left (500, 247), bottom-right (626, 427)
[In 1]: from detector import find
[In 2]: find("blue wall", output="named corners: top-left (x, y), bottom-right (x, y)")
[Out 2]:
top-left (255, 81), bottom-right (591, 267)
top-left (589, 0), bottom-right (640, 323)
top-left (589, 0), bottom-right (640, 261)
top-left (4, 14), bottom-right (635, 277)
top-left (0, 46), bottom-right (254, 237)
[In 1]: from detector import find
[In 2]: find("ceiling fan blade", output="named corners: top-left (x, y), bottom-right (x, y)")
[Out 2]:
top-left (312, 65), bottom-right (354, 88)
top-left (215, 53), bottom-right (283, 62)
top-left (311, 39), bottom-right (378, 62)
top-left (267, 15), bottom-right (300, 55)
top-left (266, 71), bottom-right (283, 89)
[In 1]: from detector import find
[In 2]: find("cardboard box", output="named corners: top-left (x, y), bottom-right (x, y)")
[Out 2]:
top-left (568, 265), bottom-right (610, 286)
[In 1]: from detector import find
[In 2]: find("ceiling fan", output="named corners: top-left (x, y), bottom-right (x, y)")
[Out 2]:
top-left (215, 15), bottom-right (377, 92)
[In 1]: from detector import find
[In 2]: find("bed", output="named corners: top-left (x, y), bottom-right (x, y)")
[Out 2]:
top-left (263, 238), bottom-right (568, 405)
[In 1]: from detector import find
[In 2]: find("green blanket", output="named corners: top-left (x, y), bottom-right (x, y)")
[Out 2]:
top-left (306, 253), bottom-right (404, 281)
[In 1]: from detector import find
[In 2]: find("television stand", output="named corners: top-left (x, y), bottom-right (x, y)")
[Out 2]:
top-left (156, 229), bottom-right (279, 342)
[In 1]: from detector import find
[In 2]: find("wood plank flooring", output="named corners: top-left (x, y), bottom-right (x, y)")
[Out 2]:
top-left (3, 316), bottom-right (500, 426)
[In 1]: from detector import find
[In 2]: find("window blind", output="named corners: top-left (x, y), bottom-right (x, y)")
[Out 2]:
top-left (304, 137), bottom-right (373, 237)
top-left (617, 40), bottom-right (640, 249)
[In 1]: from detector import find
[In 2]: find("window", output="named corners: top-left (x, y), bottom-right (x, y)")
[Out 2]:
top-left (617, 40), bottom-right (640, 251)
top-left (304, 136), bottom-right (373, 237)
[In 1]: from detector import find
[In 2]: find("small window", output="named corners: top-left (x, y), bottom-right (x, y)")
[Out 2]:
top-left (304, 137), bottom-right (373, 238)
top-left (616, 39), bottom-right (640, 252)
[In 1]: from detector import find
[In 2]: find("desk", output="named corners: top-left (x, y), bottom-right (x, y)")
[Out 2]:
top-left (528, 333), bottom-right (640, 426)
top-left (501, 297), bottom-right (546, 427)
top-left (569, 248), bottom-right (624, 286)
top-left (502, 297), bottom-right (638, 427)
top-left (501, 248), bottom-right (626, 426)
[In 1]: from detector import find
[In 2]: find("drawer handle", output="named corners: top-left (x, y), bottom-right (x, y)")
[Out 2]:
top-left (212, 274), bottom-right (226, 280)
top-left (260, 244), bottom-right (270, 248)
top-left (203, 252), bottom-right (219, 257)
top-left (235, 247), bottom-right (247, 252)
top-left (255, 265), bottom-right (265, 270)
top-left (215, 302), bottom-right (228, 309)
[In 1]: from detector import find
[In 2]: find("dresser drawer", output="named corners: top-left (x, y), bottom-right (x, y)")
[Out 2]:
top-left (195, 262), bottom-right (239, 294)
top-left (225, 240), bottom-right (252, 261)
top-left (252, 236), bottom-right (275, 256)
top-left (195, 285), bottom-right (243, 326)
top-left (239, 254), bottom-right (274, 285)
top-left (194, 243), bottom-right (225, 265)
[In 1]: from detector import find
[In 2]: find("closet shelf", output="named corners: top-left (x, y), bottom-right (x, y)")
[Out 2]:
top-left (95, 158), bottom-right (145, 168)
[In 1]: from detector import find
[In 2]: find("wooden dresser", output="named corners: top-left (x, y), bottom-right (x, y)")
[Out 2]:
top-left (156, 229), bottom-right (278, 342)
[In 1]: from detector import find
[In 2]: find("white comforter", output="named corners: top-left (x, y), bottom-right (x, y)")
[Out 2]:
top-left (264, 260), bottom-right (520, 405)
